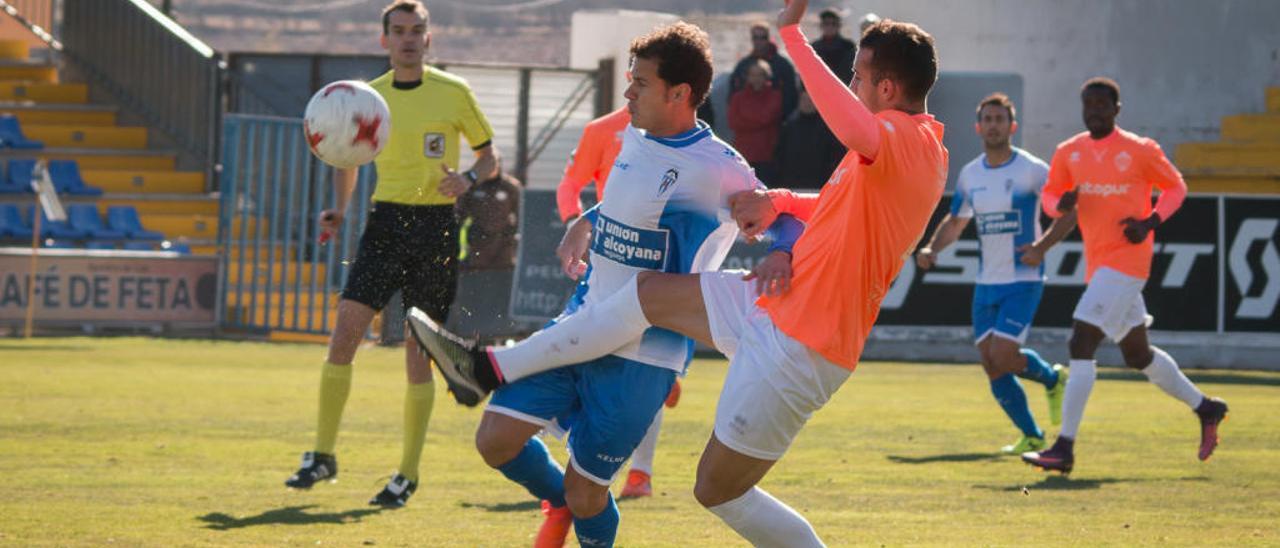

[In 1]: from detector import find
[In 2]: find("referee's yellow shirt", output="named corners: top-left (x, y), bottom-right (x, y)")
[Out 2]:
top-left (368, 66), bottom-right (495, 206)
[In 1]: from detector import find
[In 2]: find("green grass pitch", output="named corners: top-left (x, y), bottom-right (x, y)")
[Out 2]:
top-left (1, 337), bottom-right (1277, 546)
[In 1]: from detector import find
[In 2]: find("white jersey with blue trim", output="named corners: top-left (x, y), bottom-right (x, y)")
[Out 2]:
top-left (950, 147), bottom-right (1050, 285)
top-left (586, 121), bottom-right (759, 372)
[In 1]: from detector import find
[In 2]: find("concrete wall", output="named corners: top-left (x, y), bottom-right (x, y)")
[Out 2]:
top-left (570, 10), bottom-right (680, 108)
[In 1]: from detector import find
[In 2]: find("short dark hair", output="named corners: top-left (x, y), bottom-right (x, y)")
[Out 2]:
top-left (819, 8), bottom-right (841, 22)
top-left (976, 92), bottom-right (1016, 121)
top-left (749, 22), bottom-right (770, 36)
top-left (630, 22), bottom-right (714, 108)
top-left (858, 19), bottom-right (937, 103)
top-left (1081, 76), bottom-right (1120, 104)
top-left (382, 0), bottom-right (429, 35)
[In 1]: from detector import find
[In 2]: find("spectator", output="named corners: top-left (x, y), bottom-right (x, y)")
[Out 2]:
top-left (811, 8), bottom-right (856, 84)
top-left (774, 87), bottom-right (845, 189)
top-left (731, 22), bottom-right (798, 120)
top-left (455, 168), bottom-right (522, 271)
top-left (729, 59), bottom-right (783, 185)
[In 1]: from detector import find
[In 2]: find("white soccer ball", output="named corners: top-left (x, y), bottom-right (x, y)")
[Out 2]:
top-left (303, 80), bottom-right (391, 169)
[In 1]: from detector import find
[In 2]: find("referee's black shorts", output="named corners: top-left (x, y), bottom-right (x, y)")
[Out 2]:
top-left (340, 201), bottom-right (459, 323)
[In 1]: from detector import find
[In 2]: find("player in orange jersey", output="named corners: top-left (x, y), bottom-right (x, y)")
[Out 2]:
top-left (1021, 77), bottom-right (1228, 475)
top-left (556, 107), bottom-right (629, 222)
top-left (410, 1), bottom-right (946, 543)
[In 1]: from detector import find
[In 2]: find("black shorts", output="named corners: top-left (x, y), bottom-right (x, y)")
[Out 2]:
top-left (341, 202), bottom-right (459, 322)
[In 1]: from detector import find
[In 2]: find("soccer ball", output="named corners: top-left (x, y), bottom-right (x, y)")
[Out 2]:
top-left (303, 80), bottom-right (391, 169)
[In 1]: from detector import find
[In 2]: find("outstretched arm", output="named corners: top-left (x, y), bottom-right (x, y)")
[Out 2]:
top-left (777, 0), bottom-right (880, 160)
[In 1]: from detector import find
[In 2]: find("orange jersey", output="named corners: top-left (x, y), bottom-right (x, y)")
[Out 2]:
top-left (759, 110), bottom-right (948, 370)
top-left (1042, 128), bottom-right (1186, 281)
top-left (556, 107), bottom-right (630, 221)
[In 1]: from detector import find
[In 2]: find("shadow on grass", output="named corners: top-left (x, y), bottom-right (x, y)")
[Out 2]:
top-left (457, 500), bottom-right (542, 513)
top-left (198, 505), bottom-right (385, 530)
top-left (886, 452), bottom-right (1004, 464)
top-left (975, 474), bottom-right (1210, 492)
top-left (1098, 370), bottom-right (1280, 387)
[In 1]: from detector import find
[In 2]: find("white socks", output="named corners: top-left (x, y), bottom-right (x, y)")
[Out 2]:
top-left (492, 276), bottom-right (652, 383)
top-left (707, 487), bottom-right (825, 548)
top-left (1060, 359), bottom-right (1097, 440)
top-left (629, 408), bottom-right (663, 475)
top-left (1141, 346), bottom-right (1204, 409)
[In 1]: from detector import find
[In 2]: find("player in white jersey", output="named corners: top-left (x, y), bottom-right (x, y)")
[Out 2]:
top-left (916, 93), bottom-right (1077, 454)
top-left (409, 23), bottom-right (802, 548)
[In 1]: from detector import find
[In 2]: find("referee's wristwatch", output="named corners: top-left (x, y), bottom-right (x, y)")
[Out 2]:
top-left (464, 169), bottom-right (480, 187)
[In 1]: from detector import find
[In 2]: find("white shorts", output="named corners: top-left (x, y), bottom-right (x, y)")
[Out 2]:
top-left (701, 271), bottom-right (851, 461)
top-left (1073, 266), bottom-right (1154, 342)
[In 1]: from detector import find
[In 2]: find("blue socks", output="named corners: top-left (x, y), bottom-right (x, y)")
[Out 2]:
top-left (990, 373), bottom-right (1042, 438)
top-left (574, 492), bottom-right (619, 547)
top-left (1017, 348), bottom-right (1059, 388)
top-left (497, 437), bottom-right (566, 508)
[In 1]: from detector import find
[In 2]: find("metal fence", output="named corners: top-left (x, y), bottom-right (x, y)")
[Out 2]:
top-left (217, 55), bottom-right (604, 334)
top-left (217, 114), bottom-right (374, 334)
top-left (60, 0), bottom-right (222, 181)
top-left (225, 53), bottom-right (606, 190)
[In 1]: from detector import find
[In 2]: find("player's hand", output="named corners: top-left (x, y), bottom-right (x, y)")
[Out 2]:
top-left (438, 164), bottom-right (472, 198)
top-left (556, 216), bottom-right (593, 279)
top-left (915, 247), bottom-right (938, 270)
top-left (318, 209), bottom-right (344, 236)
top-left (1057, 189), bottom-right (1079, 214)
top-left (729, 189), bottom-right (778, 242)
top-left (777, 0), bottom-right (808, 28)
top-left (1120, 214), bottom-right (1160, 244)
top-left (743, 250), bottom-right (793, 297)
top-left (1017, 243), bottom-right (1045, 267)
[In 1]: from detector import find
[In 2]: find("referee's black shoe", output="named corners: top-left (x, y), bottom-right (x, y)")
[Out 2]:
top-left (284, 451), bottom-right (337, 489)
top-left (369, 473), bottom-right (417, 508)
top-left (407, 307), bottom-right (495, 407)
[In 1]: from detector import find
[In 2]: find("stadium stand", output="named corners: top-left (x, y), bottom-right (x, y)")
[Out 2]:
top-left (66, 203), bottom-right (125, 240)
top-left (0, 203), bottom-right (32, 238)
top-left (28, 204), bottom-right (83, 239)
top-left (0, 35), bottom-right (213, 254)
top-left (0, 113), bottom-right (44, 149)
top-left (1177, 86), bottom-right (1280, 194)
top-left (106, 205), bottom-right (164, 241)
top-left (49, 160), bottom-right (103, 195)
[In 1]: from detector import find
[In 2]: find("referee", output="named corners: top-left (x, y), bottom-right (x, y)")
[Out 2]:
top-left (284, 0), bottom-right (498, 508)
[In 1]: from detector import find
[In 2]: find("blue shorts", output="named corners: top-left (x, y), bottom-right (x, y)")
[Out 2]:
top-left (487, 355), bottom-right (675, 486)
top-left (972, 281), bottom-right (1044, 344)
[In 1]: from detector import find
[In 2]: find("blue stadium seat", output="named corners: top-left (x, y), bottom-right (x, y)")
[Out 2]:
top-left (106, 206), bottom-right (163, 240)
top-left (0, 114), bottom-right (44, 149)
top-left (85, 241), bottom-right (116, 250)
top-left (48, 160), bottom-right (103, 196)
top-left (28, 205), bottom-right (86, 239)
top-left (0, 159), bottom-right (28, 194)
top-left (42, 239), bottom-right (75, 249)
top-left (122, 241), bottom-right (155, 251)
top-left (0, 179), bottom-right (27, 194)
top-left (0, 203), bottom-right (34, 239)
top-left (162, 242), bottom-right (191, 254)
top-left (6, 159), bottom-right (36, 190)
top-left (67, 204), bottom-right (126, 240)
